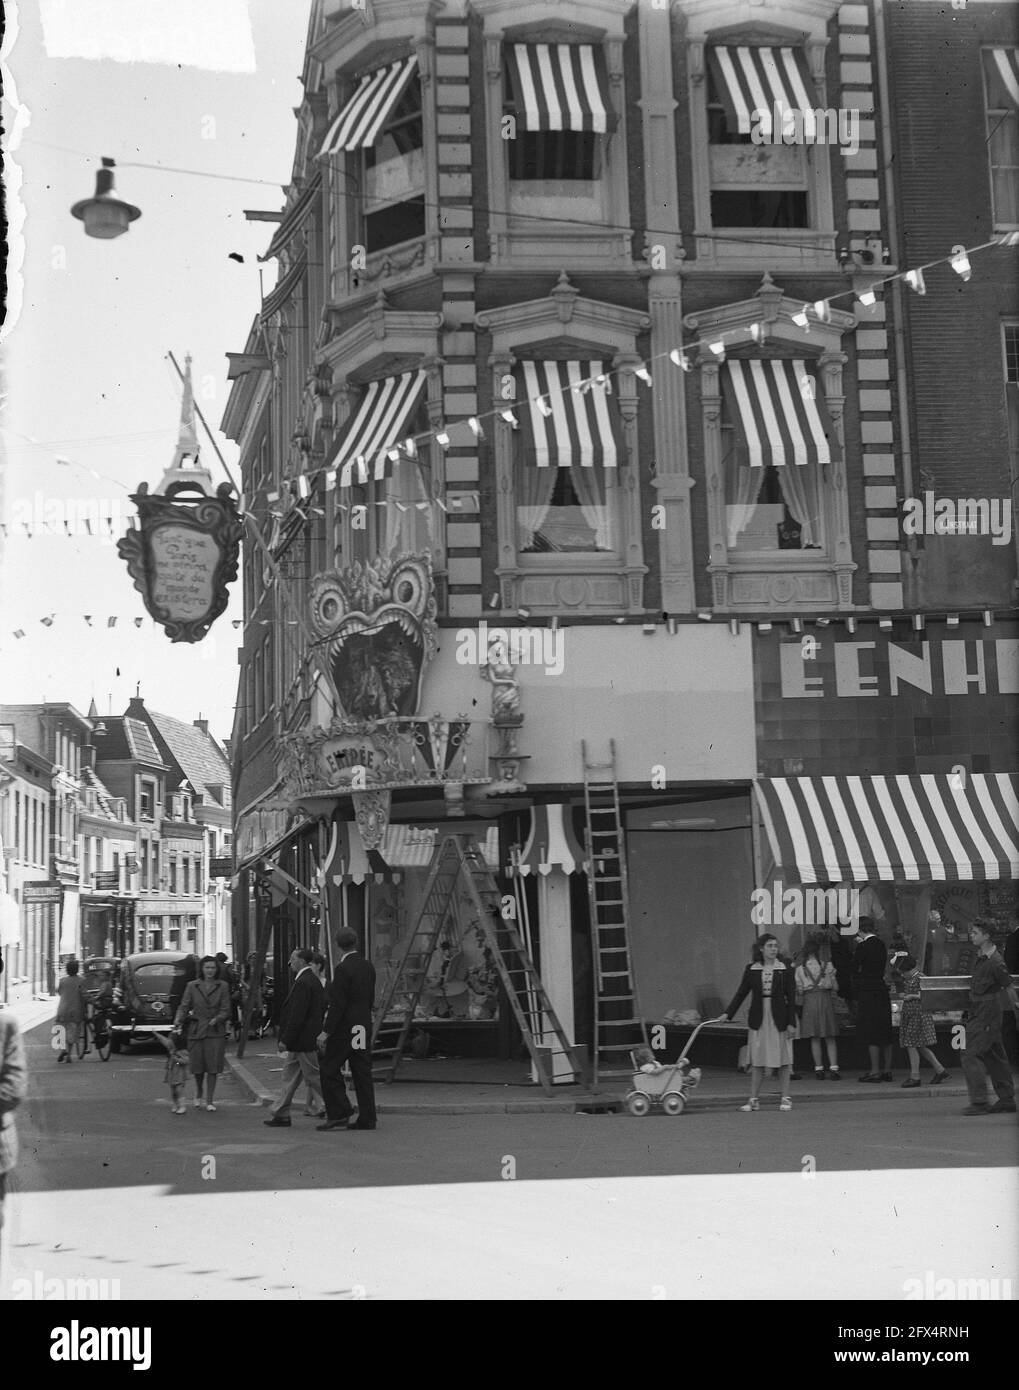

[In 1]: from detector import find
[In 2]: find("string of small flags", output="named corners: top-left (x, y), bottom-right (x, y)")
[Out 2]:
top-left (6, 614), bottom-right (245, 639)
top-left (275, 232), bottom-right (1014, 501)
top-left (0, 516), bottom-right (132, 540)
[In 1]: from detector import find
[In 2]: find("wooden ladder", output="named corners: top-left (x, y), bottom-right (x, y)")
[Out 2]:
top-left (581, 739), bottom-right (648, 1085)
top-left (370, 835), bottom-right (586, 1094)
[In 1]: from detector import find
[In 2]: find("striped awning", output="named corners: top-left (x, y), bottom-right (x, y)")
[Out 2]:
top-left (707, 45), bottom-right (818, 137)
top-left (983, 48), bottom-right (1019, 108)
top-left (505, 43), bottom-right (612, 133)
top-left (724, 359), bottom-right (831, 468)
top-left (507, 804), bottom-right (588, 877)
top-left (261, 174), bottom-right (322, 262)
top-left (755, 775), bottom-right (1019, 885)
top-left (327, 370), bottom-right (427, 488)
top-left (319, 57), bottom-right (419, 155)
top-left (383, 825), bottom-right (500, 870)
top-left (519, 361), bottom-right (618, 468)
top-left (320, 821), bottom-right (500, 883)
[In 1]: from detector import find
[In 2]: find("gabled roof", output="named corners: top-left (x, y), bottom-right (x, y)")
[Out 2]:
top-left (147, 710), bottom-right (231, 806)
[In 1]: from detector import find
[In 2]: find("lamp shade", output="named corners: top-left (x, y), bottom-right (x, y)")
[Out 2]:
top-left (71, 161), bottom-right (141, 240)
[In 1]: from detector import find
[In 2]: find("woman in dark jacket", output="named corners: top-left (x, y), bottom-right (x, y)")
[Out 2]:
top-left (722, 933), bottom-right (798, 1112)
top-left (853, 918), bottom-right (895, 1081)
top-left (173, 956), bottom-right (231, 1110)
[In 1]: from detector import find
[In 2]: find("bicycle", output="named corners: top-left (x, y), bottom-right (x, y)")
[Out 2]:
top-left (77, 1007), bottom-right (113, 1061)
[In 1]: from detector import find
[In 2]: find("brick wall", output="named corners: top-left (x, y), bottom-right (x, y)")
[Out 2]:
top-left (886, 0), bottom-right (1018, 607)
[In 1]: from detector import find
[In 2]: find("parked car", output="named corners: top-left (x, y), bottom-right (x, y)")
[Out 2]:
top-left (81, 956), bottom-right (120, 1004)
top-left (110, 951), bottom-right (200, 1051)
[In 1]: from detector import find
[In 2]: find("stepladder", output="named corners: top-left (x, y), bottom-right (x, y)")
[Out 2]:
top-left (581, 739), bottom-right (648, 1084)
top-left (370, 834), bottom-right (587, 1094)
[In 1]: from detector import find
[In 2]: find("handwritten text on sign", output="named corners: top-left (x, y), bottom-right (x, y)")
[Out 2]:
top-left (149, 525), bottom-right (218, 619)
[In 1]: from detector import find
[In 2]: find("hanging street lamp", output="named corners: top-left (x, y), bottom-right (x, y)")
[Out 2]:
top-left (71, 157), bottom-right (141, 239)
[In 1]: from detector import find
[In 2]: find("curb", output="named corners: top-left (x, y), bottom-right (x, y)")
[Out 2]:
top-left (226, 1056), bottom-right (972, 1115)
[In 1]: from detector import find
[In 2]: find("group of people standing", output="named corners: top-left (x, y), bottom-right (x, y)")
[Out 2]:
top-left (262, 927), bottom-right (377, 1132)
top-left (723, 917), bottom-right (1016, 1115)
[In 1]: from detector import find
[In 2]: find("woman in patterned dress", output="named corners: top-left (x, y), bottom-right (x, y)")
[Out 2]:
top-left (896, 953), bottom-right (949, 1088)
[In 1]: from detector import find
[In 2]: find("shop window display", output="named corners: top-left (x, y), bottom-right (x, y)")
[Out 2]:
top-left (370, 874), bottom-right (501, 1026)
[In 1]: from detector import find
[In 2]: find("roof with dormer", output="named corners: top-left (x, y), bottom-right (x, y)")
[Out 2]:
top-left (147, 710), bottom-right (231, 807)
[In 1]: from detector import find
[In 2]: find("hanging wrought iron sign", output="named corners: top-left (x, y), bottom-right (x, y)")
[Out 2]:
top-left (117, 479), bottom-right (243, 642)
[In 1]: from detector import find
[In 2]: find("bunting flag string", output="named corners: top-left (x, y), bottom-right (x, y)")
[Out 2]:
top-left (3, 611), bottom-right (246, 639)
top-left (262, 232), bottom-right (1012, 501)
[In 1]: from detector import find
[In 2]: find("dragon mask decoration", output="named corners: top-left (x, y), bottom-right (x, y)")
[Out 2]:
top-left (310, 554), bottom-right (437, 720)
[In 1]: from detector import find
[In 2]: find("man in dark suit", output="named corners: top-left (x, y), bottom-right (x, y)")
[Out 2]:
top-left (316, 927), bottom-right (377, 1132)
top-left (263, 947), bottom-right (326, 1127)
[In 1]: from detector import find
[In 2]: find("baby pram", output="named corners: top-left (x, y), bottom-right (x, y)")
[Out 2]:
top-left (624, 1016), bottom-right (726, 1116)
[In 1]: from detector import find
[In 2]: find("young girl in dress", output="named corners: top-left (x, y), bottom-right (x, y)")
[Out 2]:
top-left (895, 953), bottom-right (949, 1088)
top-left (156, 1029), bottom-right (190, 1114)
top-left (795, 935), bottom-right (841, 1080)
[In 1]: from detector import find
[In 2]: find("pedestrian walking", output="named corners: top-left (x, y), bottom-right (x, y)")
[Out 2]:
top-left (302, 951), bottom-right (329, 1115)
top-left (0, 951), bottom-right (28, 1241)
top-left (960, 921), bottom-right (1017, 1116)
top-left (795, 934), bottom-right (841, 1080)
top-left (216, 952), bottom-right (242, 1039)
top-left (721, 933), bottom-right (798, 1112)
top-left (317, 927), bottom-right (377, 1132)
top-left (155, 1029), bottom-right (190, 1114)
top-left (173, 956), bottom-right (231, 1111)
top-left (853, 919), bottom-right (895, 1082)
top-left (263, 948), bottom-right (326, 1128)
top-left (894, 953), bottom-right (949, 1088)
top-left (55, 959), bottom-right (90, 1062)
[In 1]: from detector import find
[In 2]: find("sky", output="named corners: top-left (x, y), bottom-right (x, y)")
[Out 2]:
top-left (0, 0), bottom-right (313, 746)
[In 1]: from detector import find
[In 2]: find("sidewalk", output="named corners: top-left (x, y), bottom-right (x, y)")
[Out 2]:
top-left (227, 1045), bottom-right (974, 1115)
top-left (4, 1000), bottom-right (984, 1114)
top-left (2, 996), bottom-right (59, 1036)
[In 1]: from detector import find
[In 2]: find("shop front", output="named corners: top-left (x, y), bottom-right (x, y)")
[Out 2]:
top-left (272, 582), bottom-right (757, 1075)
top-left (752, 619), bottom-right (1019, 1056)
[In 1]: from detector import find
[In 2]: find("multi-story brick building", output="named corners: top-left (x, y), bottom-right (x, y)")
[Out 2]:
top-left (223, 0), bottom-right (1017, 1073)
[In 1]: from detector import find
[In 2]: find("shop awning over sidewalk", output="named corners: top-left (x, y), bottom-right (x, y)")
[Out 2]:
top-left (320, 822), bottom-right (501, 885)
top-left (755, 774), bottom-right (1019, 884)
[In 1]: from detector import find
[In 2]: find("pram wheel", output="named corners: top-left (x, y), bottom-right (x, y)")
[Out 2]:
top-left (626, 1092), bottom-right (651, 1117)
top-left (662, 1092), bottom-right (686, 1116)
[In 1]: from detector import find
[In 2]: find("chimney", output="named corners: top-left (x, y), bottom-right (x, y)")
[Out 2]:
top-left (126, 696), bottom-right (146, 717)
top-left (193, 718), bottom-right (209, 735)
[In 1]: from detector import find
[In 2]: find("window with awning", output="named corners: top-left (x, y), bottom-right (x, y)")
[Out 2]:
top-left (504, 43), bottom-right (612, 186)
top-left (326, 370), bottom-right (427, 490)
top-left (705, 44), bottom-right (815, 228)
top-left (721, 358), bottom-right (830, 554)
top-left (514, 360), bottom-right (620, 556)
top-left (755, 774), bottom-right (1019, 885)
top-left (319, 56), bottom-right (424, 256)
